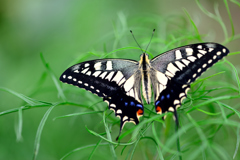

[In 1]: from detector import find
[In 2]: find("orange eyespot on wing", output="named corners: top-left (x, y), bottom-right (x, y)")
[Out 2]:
top-left (156, 106), bottom-right (162, 114)
top-left (137, 109), bottom-right (143, 117)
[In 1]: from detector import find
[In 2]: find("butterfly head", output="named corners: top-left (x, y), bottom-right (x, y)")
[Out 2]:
top-left (140, 52), bottom-right (148, 58)
top-left (139, 53), bottom-right (150, 68)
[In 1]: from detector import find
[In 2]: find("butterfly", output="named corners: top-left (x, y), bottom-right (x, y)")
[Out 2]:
top-left (60, 30), bottom-right (229, 140)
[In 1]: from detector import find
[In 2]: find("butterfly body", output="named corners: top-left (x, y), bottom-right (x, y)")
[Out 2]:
top-left (139, 53), bottom-right (152, 104)
top-left (60, 42), bottom-right (229, 137)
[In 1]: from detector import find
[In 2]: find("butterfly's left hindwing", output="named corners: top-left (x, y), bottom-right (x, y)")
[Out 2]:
top-left (103, 87), bottom-right (144, 133)
top-left (60, 59), bottom-right (144, 134)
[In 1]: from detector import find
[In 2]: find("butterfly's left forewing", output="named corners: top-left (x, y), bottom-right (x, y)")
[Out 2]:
top-left (150, 43), bottom-right (229, 117)
top-left (60, 59), bottom-right (144, 134)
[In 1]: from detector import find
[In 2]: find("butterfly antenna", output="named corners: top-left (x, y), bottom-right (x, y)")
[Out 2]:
top-left (130, 30), bottom-right (144, 53)
top-left (145, 29), bottom-right (155, 52)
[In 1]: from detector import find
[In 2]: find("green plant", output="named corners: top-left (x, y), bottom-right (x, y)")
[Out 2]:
top-left (0, 0), bottom-right (240, 160)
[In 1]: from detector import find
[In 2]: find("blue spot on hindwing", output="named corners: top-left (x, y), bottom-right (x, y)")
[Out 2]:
top-left (155, 101), bottom-right (160, 106)
top-left (167, 94), bottom-right (170, 99)
top-left (130, 101), bottom-right (135, 106)
top-left (161, 95), bottom-right (164, 101)
top-left (136, 104), bottom-right (143, 108)
top-left (125, 102), bottom-right (128, 106)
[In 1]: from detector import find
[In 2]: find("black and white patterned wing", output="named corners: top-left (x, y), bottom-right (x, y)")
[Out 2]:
top-left (59, 59), bottom-right (144, 134)
top-left (150, 43), bottom-right (229, 117)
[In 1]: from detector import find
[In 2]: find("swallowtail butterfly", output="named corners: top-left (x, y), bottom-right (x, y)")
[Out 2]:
top-left (60, 30), bottom-right (229, 139)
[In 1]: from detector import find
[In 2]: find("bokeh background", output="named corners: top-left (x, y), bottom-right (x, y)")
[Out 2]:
top-left (0, 0), bottom-right (240, 159)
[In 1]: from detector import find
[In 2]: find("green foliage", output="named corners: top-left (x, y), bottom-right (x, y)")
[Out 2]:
top-left (0, 0), bottom-right (240, 160)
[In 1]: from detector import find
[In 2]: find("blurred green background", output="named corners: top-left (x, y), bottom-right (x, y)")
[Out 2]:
top-left (0, 0), bottom-right (240, 159)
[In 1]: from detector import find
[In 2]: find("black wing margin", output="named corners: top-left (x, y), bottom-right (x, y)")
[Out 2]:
top-left (151, 43), bottom-right (229, 118)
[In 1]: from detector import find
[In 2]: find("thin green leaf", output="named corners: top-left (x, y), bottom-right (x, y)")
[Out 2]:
top-left (152, 122), bottom-right (176, 155)
top-left (187, 95), bottom-right (240, 113)
top-left (233, 126), bottom-right (240, 159)
top-left (102, 112), bottom-right (117, 159)
top-left (229, 51), bottom-right (240, 56)
top-left (196, 0), bottom-right (228, 43)
top-left (85, 126), bottom-right (134, 146)
top-left (101, 47), bottom-right (153, 59)
top-left (0, 87), bottom-right (50, 106)
top-left (15, 106), bottom-right (24, 142)
top-left (192, 71), bottom-right (225, 88)
top-left (53, 111), bottom-right (103, 120)
top-left (221, 102), bottom-right (240, 119)
top-left (230, 0), bottom-right (240, 7)
top-left (0, 102), bottom-right (91, 117)
top-left (60, 143), bottom-right (109, 160)
top-left (183, 8), bottom-right (202, 42)
top-left (184, 114), bottom-right (208, 159)
top-left (196, 108), bottom-right (221, 116)
top-left (211, 143), bottom-right (232, 159)
top-left (129, 136), bottom-right (141, 160)
top-left (33, 104), bottom-right (56, 160)
top-left (118, 114), bottom-right (165, 141)
top-left (224, 0), bottom-right (235, 42)
top-left (40, 53), bottom-right (66, 101)
top-left (225, 60), bottom-right (240, 94)
top-left (88, 139), bottom-right (102, 160)
top-left (213, 3), bottom-right (228, 43)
